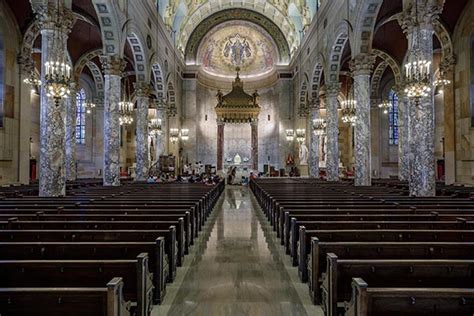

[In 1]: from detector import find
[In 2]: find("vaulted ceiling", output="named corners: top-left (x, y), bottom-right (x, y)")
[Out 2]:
top-left (157, 0), bottom-right (316, 55)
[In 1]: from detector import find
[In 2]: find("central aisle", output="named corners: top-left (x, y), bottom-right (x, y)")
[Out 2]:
top-left (156, 186), bottom-right (322, 316)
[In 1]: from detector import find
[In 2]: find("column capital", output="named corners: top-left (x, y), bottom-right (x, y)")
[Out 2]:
top-left (309, 98), bottom-right (321, 110)
top-left (35, 4), bottom-right (75, 34)
top-left (398, 0), bottom-right (442, 33)
top-left (350, 54), bottom-right (376, 76)
top-left (325, 82), bottom-right (341, 97)
top-left (100, 55), bottom-right (127, 76)
top-left (17, 54), bottom-right (35, 76)
top-left (439, 54), bottom-right (456, 75)
top-left (134, 82), bottom-right (152, 98)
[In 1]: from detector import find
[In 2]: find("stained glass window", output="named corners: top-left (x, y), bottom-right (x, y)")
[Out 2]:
top-left (76, 89), bottom-right (86, 144)
top-left (389, 89), bottom-right (399, 145)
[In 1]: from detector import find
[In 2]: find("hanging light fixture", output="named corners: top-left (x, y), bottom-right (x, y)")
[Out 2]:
top-left (180, 128), bottom-right (189, 141)
top-left (313, 118), bottom-right (326, 136)
top-left (149, 117), bottom-right (162, 136)
top-left (433, 78), bottom-right (451, 94)
top-left (296, 129), bottom-right (306, 143)
top-left (378, 99), bottom-right (391, 114)
top-left (403, 0), bottom-right (431, 101)
top-left (341, 76), bottom-right (357, 126)
top-left (119, 78), bottom-right (134, 126)
top-left (84, 99), bottom-right (96, 114)
top-left (169, 128), bottom-right (179, 143)
top-left (43, 1), bottom-right (72, 103)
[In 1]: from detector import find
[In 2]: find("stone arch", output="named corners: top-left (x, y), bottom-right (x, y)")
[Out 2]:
top-left (73, 49), bottom-right (102, 82)
top-left (167, 80), bottom-right (176, 116)
top-left (370, 61), bottom-right (388, 98)
top-left (124, 26), bottom-right (150, 83)
top-left (299, 77), bottom-right (309, 116)
top-left (92, 0), bottom-right (126, 56)
top-left (433, 19), bottom-right (454, 60)
top-left (85, 61), bottom-right (105, 100)
top-left (310, 57), bottom-right (325, 100)
top-left (351, 0), bottom-right (384, 55)
top-left (151, 62), bottom-right (166, 101)
top-left (373, 48), bottom-right (402, 86)
top-left (327, 22), bottom-right (351, 82)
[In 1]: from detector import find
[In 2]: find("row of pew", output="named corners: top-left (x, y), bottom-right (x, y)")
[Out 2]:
top-left (0, 180), bottom-right (224, 316)
top-left (251, 178), bottom-right (474, 316)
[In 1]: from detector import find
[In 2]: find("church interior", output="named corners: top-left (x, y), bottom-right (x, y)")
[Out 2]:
top-left (1, 0), bottom-right (474, 315)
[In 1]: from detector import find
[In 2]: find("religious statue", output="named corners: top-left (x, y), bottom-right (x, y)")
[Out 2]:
top-left (216, 89), bottom-right (223, 105)
top-left (299, 143), bottom-right (309, 165)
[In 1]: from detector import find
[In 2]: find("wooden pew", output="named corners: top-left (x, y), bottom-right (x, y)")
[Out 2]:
top-left (0, 253), bottom-right (153, 316)
top-left (0, 239), bottom-right (168, 304)
top-left (306, 240), bottom-right (474, 305)
top-left (344, 278), bottom-right (474, 316)
top-left (0, 277), bottom-right (131, 316)
top-left (322, 255), bottom-right (474, 316)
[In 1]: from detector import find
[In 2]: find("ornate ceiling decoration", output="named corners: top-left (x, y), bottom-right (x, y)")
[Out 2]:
top-left (196, 20), bottom-right (279, 79)
top-left (186, 9), bottom-right (289, 65)
top-left (159, 0), bottom-right (314, 56)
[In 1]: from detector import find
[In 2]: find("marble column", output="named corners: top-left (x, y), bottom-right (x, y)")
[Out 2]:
top-left (325, 82), bottom-right (341, 182)
top-left (309, 103), bottom-right (320, 178)
top-left (350, 55), bottom-right (375, 186)
top-left (134, 83), bottom-right (151, 181)
top-left (396, 87), bottom-right (411, 181)
top-left (217, 121), bottom-right (224, 171)
top-left (37, 5), bottom-right (75, 197)
top-left (100, 55), bottom-right (126, 186)
top-left (251, 120), bottom-right (258, 171)
top-left (440, 55), bottom-right (456, 185)
top-left (399, 3), bottom-right (441, 196)
top-left (65, 84), bottom-right (77, 181)
top-left (154, 102), bottom-right (167, 160)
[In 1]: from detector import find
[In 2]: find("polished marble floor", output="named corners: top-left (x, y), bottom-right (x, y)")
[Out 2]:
top-left (155, 186), bottom-right (322, 316)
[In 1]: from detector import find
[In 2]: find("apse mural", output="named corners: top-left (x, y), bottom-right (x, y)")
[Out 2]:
top-left (197, 20), bottom-right (278, 79)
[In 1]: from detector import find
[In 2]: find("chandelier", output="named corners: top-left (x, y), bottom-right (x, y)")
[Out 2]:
top-left (433, 78), bottom-right (451, 94)
top-left (169, 128), bottom-right (179, 143)
top-left (119, 78), bottom-right (134, 126)
top-left (84, 99), bottom-right (96, 114)
top-left (341, 99), bottom-right (357, 126)
top-left (296, 129), bottom-right (306, 143)
top-left (148, 118), bottom-right (162, 136)
top-left (313, 118), bottom-right (326, 136)
top-left (378, 99), bottom-right (391, 114)
top-left (43, 3), bottom-right (72, 103)
top-left (403, 0), bottom-right (431, 101)
top-left (180, 129), bottom-right (189, 141)
top-left (23, 70), bottom-right (41, 91)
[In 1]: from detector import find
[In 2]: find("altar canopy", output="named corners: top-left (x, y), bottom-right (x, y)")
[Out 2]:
top-left (215, 69), bottom-right (260, 171)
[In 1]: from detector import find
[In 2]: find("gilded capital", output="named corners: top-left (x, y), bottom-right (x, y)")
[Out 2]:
top-left (350, 54), bottom-right (376, 76)
top-left (325, 82), bottom-right (341, 97)
top-left (134, 82), bottom-right (152, 98)
top-left (439, 54), bottom-right (456, 76)
top-left (35, 4), bottom-right (75, 34)
top-left (398, 0), bottom-right (442, 34)
top-left (100, 55), bottom-right (127, 76)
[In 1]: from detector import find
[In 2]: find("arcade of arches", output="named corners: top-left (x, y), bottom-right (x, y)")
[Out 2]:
top-left (1, 0), bottom-right (474, 315)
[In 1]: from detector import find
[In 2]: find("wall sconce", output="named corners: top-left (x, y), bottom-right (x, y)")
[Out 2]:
top-left (296, 129), bottom-right (306, 143)
top-left (180, 128), bottom-right (189, 141)
top-left (169, 128), bottom-right (179, 143)
top-left (286, 129), bottom-right (295, 142)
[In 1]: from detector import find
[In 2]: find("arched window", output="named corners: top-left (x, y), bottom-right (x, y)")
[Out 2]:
top-left (0, 33), bottom-right (4, 128)
top-left (76, 89), bottom-right (86, 144)
top-left (389, 89), bottom-right (399, 145)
